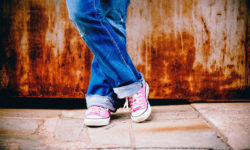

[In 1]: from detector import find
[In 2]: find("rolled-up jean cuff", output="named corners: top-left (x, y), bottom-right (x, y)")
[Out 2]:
top-left (86, 95), bottom-right (116, 112)
top-left (113, 75), bottom-right (145, 99)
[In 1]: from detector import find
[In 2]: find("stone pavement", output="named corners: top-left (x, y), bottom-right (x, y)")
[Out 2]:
top-left (0, 103), bottom-right (249, 150)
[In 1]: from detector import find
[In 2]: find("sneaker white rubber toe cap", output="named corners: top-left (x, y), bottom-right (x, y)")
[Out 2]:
top-left (131, 103), bottom-right (151, 123)
top-left (84, 117), bottom-right (110, 126)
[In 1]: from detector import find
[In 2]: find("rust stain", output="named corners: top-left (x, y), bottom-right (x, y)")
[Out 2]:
top-left (142, 29), bottom-right (243, 99)
top-left (0, 0), bottom-right (92, 97)
top-left (200, 16), bottom-right (211, 64)
top-left (27, 1), bottom-right (48, 96)
top-left (136, 124), bottom-right (210, 132)
top-left (131, 0), bottom-right (247, 99)
top-left (247, 0), bottom-right (250, 87)
top-left (145, 31), bottom-right (196, 98)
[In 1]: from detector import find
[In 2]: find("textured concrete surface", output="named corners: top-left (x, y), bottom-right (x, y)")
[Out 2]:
top-left (0, 103), bottom-right (248, 149)
top-left (192, 103), bottom-right (250, 150)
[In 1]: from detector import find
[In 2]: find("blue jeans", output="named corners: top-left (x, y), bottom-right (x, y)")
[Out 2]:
top-left (66, 0), bottom-right (144, 111)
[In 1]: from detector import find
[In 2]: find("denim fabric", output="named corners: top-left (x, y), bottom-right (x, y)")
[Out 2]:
top-left (66, 0), bottom-right (144, 111)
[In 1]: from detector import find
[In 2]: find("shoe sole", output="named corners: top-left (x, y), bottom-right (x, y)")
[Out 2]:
top-left (84, 117), bottom-right (110, 126)
top-left (131, 83), bottom-right (151, 123)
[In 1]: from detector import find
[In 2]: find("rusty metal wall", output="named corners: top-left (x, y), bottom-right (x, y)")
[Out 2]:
top-left (0, 0), bottom-right (248, 99)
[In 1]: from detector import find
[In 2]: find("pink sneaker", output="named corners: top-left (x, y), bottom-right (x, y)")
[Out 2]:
top-left (84, 106), bottom-right (110, 126)
top-left (126, 82), bottom-right (151, 122)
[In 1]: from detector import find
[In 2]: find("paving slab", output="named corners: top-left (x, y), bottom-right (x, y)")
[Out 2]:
top-left (0, 134), bottom-right (49, 150)
top-left (0, 109), bottom-right (62, 119)
top-left (192, 103), bottom-right (250, 150)
top-left (55, 118), bottom-right (84, 141)
top-left (0, 117), bottom-right (43, 135)
top-left (132, 106), bottom-right (230, 149)
top-left (86, 111), bottom-right (132, 148)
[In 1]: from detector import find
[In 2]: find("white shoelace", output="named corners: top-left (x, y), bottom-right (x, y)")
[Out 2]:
top-left (123, 98), bottom-right (129, 112)
top-left (88, 106), bottom-right (107, 115)
top-left (123, 92), bottom-right (145, 112)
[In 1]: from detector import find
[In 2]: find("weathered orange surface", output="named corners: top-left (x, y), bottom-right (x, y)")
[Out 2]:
top-left (0, 0), bottom-right (249, 99)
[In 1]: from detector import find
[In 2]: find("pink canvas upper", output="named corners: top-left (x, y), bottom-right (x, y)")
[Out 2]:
top-left (85, 106), bottom-right (110, 118)
top-left (127, 83), bottom-right (147, 113)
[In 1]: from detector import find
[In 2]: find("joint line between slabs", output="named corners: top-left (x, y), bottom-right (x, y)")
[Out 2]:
top-left (190, 104), bottom-right (233, 149)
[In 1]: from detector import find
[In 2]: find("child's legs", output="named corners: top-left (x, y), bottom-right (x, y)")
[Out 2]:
top-left (86, 57), bottom-right (117, 111)
top-left (101, 0), bottom-right (130, 42)
top-left (66, 0), bottom-right (144, 104)
top-left (86, 0), bottom-right (131, 111)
